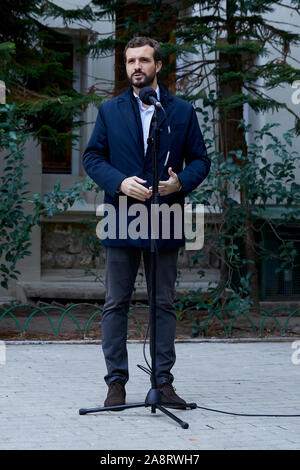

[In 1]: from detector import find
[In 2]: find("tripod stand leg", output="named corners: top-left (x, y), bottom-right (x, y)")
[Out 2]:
top-left (156, 404), bottom-right (189, 429)
top-left (79, 402), bottom-right (146, 415)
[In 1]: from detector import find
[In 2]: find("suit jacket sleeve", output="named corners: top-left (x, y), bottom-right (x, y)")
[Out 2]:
top-left (82, 105), bottom-right (127, 198)
top-left (177, 106), bottom-right (211, 196)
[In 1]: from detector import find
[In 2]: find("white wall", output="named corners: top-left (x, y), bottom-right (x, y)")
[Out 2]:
top-left (261, 4), bottom-right (300, 183)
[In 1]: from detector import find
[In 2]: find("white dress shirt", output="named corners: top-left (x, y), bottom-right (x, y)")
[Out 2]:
top-left (133, 85), bottom-right (160, 156)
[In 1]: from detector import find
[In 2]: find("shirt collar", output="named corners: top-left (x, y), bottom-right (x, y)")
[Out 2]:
top-left (133, 85), bottom-right (160, 109)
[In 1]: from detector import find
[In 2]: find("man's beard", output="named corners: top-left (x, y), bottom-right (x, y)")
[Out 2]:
top-left (128, 70), bottom-right (156, 89)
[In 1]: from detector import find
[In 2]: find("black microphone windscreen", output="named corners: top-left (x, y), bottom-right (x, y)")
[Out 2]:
top-left (139, 87), bottom-right (157, 106)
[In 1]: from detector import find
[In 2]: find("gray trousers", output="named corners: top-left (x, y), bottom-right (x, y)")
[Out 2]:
top-left (101, 246), bottom-right (179, 386)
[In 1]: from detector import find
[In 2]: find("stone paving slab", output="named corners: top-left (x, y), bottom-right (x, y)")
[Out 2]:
top-left (0, 340), bottom-right (300, 450)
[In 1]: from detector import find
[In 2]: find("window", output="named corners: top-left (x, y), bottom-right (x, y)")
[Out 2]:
top-left (41, 41), bottom-right (74, 174)
top-left (260, 225), bottom-right (300, 300)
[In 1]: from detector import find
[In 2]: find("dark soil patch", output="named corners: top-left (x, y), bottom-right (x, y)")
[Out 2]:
top-left (0, 301), bottom-right (299, 341)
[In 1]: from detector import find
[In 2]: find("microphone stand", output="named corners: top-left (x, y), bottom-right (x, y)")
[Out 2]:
top-left (79, 104), bottom-right (196, 429)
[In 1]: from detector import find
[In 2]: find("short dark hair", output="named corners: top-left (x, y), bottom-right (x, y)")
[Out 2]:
top-left (124, 36), bottom-right (162, 64)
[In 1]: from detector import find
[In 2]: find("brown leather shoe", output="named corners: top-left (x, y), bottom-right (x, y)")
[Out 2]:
top-left (158, 381), bottom-right (187, 409)
top-left (104, 380), bottom-right (126, 409)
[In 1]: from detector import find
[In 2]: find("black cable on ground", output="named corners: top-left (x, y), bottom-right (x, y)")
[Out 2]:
top-left (196, 405), bottom-right (300, 418)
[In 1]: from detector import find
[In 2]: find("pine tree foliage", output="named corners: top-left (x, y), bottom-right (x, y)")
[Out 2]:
top-left (3, 1), bottom-right (299, 137)
top-left (173, 0), bottom-right (300, 132)
top-left (70, 0), bottom-right (300, 133)
top-left (0, 0), bottom-right (101, 150)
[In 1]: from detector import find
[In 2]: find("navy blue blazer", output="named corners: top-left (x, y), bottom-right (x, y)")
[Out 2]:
top-left (82, 85), bottom-right (211, 248)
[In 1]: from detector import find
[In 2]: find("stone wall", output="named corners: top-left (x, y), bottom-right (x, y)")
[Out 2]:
top-left (41, 222), bottom-right (105, 270)
top-left (41, 221), bottom-right (220, 273)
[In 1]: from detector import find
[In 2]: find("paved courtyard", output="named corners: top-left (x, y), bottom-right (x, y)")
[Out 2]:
top-left (0, 339), bottom-right (300, 450)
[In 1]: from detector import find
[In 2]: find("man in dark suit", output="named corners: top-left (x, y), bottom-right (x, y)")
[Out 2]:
top-left (83, 37), bottom-right (211, 408)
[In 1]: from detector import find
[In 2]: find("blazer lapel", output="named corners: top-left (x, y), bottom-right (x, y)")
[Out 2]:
top-left (144, 85), bottom-right (174, 164)
top-left (117, 88), bottom-right (144, 154)
top-left (157, 85), bottom-right (173, 129)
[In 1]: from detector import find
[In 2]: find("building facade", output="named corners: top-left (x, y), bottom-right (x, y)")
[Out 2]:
top-left (1, 1), bottom-right (299, 304)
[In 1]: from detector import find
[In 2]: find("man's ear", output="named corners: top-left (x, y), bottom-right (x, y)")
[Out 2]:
top-left (155, 60), bottom-right (162, 74)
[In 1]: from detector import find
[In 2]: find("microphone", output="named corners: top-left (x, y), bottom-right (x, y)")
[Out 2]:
top-left (139, 86), bottom-right (171, 170)
top-left (139, 86), bottom-right (163, 109)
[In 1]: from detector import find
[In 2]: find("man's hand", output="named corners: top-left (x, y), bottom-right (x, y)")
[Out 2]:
top-left (119, 176), bottom-right (152, 202)
top-left (149, 167), bottom-right (181, 196)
